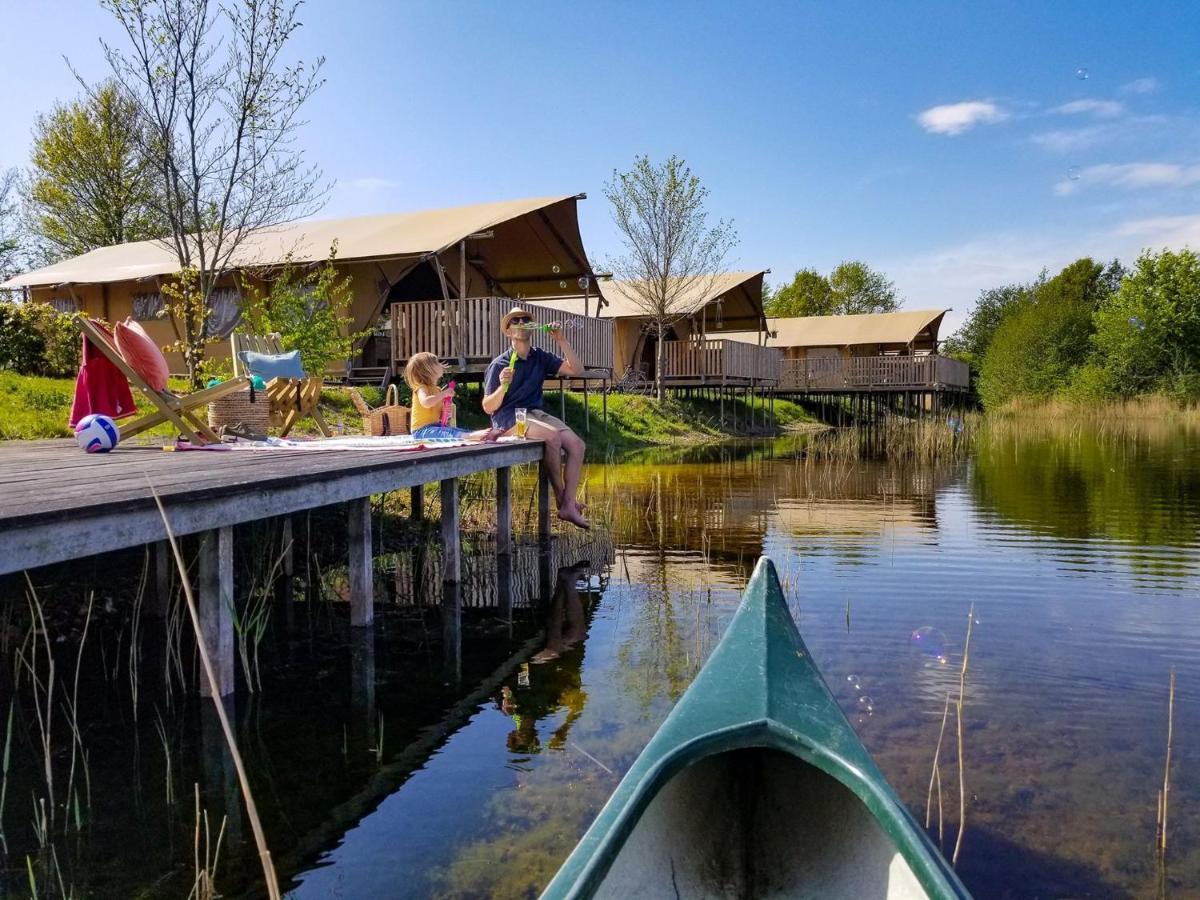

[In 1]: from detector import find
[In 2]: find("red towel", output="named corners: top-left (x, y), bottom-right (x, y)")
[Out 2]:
top-left (69, 324), bottom-right (137, 428)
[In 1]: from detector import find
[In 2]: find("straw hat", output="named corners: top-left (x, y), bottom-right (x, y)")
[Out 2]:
top-left (500, 307), bottom-right (532, 332)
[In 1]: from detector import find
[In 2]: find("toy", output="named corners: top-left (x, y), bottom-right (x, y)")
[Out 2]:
top-left (440, 380), bottom-right (457, 426)
top-left (75, 414), bottom-right (119, 453)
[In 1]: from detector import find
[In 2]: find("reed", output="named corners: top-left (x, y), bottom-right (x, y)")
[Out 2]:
top-left (1156, 667), bottom-right (1175, 863)
top-left (925, 692), bottom-right (951, 849)
top-left (153, 708), bottom-right (176, 807)
top-left (0, 699), bottom-right (12, 855)
top-left (149, 483), bottom-right (282, 899)
top-left (189, 783), bottom-right (227, 900)
top-left (952, 604), bottom-right (975, 867)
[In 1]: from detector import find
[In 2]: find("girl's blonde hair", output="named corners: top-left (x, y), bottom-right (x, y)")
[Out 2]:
top-left (404, 352), bottom-right (442, 390)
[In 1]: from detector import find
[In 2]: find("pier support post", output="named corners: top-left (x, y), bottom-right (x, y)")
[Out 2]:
top-left (151, 540), bottom-right (171, 618)
top-left (496, 466), bottom-right (512, 556)
top-left (411, 484), bottom-right (425, 521)
top-left (538, 463), bottom-right (552, 539)
top-left (441, 477), bottom-right (461, 583)
top-left (278, 516), bottom-right (295, 608)
top-left (198, 526), bottom-right (235, 697)
top-left (348, 497), bottom-right (373, 627)
top-left (602, 385), bottom-right (608, 429)
top-left (442, 581), bottom-right (462, 682)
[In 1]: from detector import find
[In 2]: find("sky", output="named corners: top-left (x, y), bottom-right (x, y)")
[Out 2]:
top-left (1, 0), bottom-right (1198, 332)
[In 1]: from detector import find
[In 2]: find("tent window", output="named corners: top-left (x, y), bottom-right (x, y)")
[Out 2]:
top-left (50, 297), bottom-right (81, 314)
top-left (132, 292), bottom-right (164, 321)
top-left (204, 287), bottom-right (242, 338)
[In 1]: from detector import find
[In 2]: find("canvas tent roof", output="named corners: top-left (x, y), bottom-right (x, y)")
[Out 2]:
top-left (531, 270), bottom-right (768, 331)
top-left (1, 195), bottom-right (596, 298)
top-left (724, 309), bottom-right (948, 348)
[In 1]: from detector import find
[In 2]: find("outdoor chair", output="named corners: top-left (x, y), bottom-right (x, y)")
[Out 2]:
top-left (76, 318), bottom-right (249, 445)
top-left (231, 331), bottom-right (332, 437)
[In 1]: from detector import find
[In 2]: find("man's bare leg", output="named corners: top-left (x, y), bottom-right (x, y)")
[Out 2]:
top-left (556, 428), bottom-right (589, 528)
top-left (527, 421), bottom-right (566, 499)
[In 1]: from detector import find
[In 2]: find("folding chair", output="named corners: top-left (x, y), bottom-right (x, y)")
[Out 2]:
top-left (77, 318), bottom-right (250, 445)
top-left (231, 331), bottom-right (332, 437)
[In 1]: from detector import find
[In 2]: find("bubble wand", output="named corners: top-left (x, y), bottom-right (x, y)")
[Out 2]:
top-left (439, 380), bottom-right (457, 426)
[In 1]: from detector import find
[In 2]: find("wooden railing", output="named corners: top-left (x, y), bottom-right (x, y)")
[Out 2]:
top-left (390, 297), bottom-right (613, 374)
top-left (778, 355), bottom-right (969, 391)
top-left (660, 339), bottom-right (781, 384)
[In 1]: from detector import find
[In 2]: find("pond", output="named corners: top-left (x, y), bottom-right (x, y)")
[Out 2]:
top-left (2, 418), bottom-right (1199, 898)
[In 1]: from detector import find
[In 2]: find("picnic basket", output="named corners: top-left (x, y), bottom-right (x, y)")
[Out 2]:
top-left (208, 385), bottom-right (271, 433)
top-left (349, 385), bottom-right (409, 436)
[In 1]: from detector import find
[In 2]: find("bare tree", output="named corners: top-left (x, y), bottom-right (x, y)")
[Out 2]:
top-left (604, 155), bottom-right (737, 401)
top-left (0, 168), bottom-right (22, 283)
top-left (95, 0), bottom-right (327, 384)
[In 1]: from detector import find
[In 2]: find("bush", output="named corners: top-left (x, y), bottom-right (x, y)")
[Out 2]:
top-left (1093, 249), bottom-right (1200, 396)
top-left (0, 301), bottom-right (81, 377)
top-left (978, 259), bottom-right (1107, 409)
top-left (1062, 362), bottom-right (1113, 403)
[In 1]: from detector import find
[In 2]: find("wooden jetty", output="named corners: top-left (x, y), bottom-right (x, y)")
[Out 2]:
top-left (0, 439), bottom-right (551, 697)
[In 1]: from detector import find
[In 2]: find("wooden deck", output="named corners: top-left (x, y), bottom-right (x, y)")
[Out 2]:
top-left (0, 438), bottom-right (549, 695)
top-left (659, 338), bottom-right (781, 386)
top-left (390, 297), bottom-right (613, 377)
top-left (776, 355), bottom-right (969, 393)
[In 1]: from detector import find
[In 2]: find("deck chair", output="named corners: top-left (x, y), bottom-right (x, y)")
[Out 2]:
top-left (231, 331), bottom-right (332, 437)
top-left (76, 318), bottom-right (250, 445)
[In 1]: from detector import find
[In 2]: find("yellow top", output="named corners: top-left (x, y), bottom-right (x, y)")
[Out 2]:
top-left (410, 386), bottom-right (454, 431)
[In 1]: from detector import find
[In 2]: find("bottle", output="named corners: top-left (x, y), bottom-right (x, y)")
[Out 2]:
top-left (440, 380), bottom-right (456, 426)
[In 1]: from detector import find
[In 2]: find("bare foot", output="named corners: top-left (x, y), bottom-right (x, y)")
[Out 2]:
top-left (479, 426), bottom-right (505, 443)
top-left (556, 488), bottom-right (587, 513)
top-left (557, 504), bottom-right (591, 530)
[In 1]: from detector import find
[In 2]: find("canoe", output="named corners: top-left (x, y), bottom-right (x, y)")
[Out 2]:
top-left (540, 556), bottom-right (971, 899)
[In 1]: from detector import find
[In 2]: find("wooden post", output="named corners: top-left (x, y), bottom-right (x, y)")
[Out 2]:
top-left (560, 380), bottom-right (566, 419)
top-left (278, 515), bottom-right (294, 607)
top-left (151, 540), bottom-right (171, 618)
top-left (441, 477), bottom-right (461, 583)
top-left (411, 484), bottom-right (425, 521)
top-left (442, 581), bottom-right (462, 681)
top-left (496, 466), bottom-right (512, 556)
top-left (584, 380), bottom-right (590, 434)
top-left (348, 497), bottom-right (373, 627)
top-left (198, 526), bottom-right (235, 697)
top-left (603, 383), bottom-right (608, 429)
top-left (538, 462), bottom-right (552, 539)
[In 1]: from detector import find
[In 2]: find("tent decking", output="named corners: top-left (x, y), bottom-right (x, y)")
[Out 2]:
top-left (390, 297), bottom-right (613, 378)
top-left (657, 338), bottom-right (781, 387)
top-left (776, 356), bottom-right (969, 393)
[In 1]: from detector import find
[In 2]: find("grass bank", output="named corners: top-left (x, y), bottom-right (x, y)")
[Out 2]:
top-left (0, 372), bottom-right (818, 449)
top-left (986, 394), bottom-right (1200, 423)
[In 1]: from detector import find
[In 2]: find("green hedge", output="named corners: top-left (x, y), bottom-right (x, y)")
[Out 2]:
top-left (0, 302), bottom-right (81, 377)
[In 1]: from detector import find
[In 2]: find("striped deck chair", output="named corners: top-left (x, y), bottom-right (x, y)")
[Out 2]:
top-left (76, 318), bottom-right (249, 445)
top-left (231, 331), bottom-right (332, 437)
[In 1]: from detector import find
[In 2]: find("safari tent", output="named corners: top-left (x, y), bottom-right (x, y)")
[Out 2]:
top-left (1, 195), bottom-right (607, 377)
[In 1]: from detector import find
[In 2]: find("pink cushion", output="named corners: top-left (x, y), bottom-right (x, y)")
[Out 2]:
top-left (114, 318), bottom-right (170, 391)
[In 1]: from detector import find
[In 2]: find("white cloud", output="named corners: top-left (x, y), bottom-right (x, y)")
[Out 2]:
top-left (1054, 162), bottom-right (1200, 195)
top-left (1114, 214), bottom-right (1200, 248)
top-left (342, 177), bottom-right (402, 191)
top-left (916, 101), bottom-right (1007, 136)
top-left (1121, 77), bottom-right (1160, 95)
top-left (1030, 126), bottom-right (1109, 154)
top-left (884, 213), bottom-right (1200, 330)
top-left (1052, 98), bottom-right (1124, 118)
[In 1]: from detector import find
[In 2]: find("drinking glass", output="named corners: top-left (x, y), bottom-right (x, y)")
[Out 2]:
top-left (515, 408), bottom-right (528, 439)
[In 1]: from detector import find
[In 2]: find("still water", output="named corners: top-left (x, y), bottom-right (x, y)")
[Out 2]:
top-left (3, 419), bottom-right (1199, 898)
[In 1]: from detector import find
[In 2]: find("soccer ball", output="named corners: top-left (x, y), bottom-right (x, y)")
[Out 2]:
top-left (75, 414), bottom-right (119, 453)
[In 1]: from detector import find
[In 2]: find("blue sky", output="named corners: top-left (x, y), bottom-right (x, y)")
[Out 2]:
top-left (2, 1), bottom-right (1198, 330)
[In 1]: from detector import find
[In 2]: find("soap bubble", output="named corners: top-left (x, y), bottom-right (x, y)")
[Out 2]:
top-left (1129, 316), bottom-right (1145, 330)
top-left (1075, 67), bottom-right (1089, 80)
top-left (910, 626), bottom-right (949, 664)
top-left (846, 673), bottom-right (861, 690)
top-left (559, 281), bottom-right (567, 289)
top-left (1068, 166), bottom-right (1081, 181)
top-left (857, 695), bottom-right (874, 713)
top-left (578, 276), bottom-right (590, 290)
top-left (551, 265), bottom-right (561, 274)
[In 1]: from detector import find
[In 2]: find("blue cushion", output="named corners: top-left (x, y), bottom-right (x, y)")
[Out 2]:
top-left (238, 349), bottom-right (306, 380)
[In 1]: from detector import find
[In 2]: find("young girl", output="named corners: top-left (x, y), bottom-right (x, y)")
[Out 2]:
top-left (404, 352), bottom-right (500, 442)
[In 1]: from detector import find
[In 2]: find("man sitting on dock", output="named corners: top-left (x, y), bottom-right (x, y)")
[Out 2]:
top-left (483, 308), bottom-right (589, 529)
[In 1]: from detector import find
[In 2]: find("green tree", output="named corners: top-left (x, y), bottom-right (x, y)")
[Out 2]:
top-left (240, 244), bottom-right (370, 376)
top-left (941, 283), bottom-right (1032, 364)
top-left (24, 82), bottom-right (164, 261)
top-left (977, 258), bottom-right (1109, 408)
top-left (765, 261), bottom-right (898, 317)
top-left (828, 261), bottom-right (900, 314)
top-left (765, 268), bottom-right (833, 316)
top-left (1093, 249), bottom-right (1200, 399)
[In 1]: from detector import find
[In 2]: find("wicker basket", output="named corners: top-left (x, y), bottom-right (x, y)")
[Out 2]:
top-left (348, 385), bottom-right (409, 436)
top-left (208, 386), bottom-right (271, 433)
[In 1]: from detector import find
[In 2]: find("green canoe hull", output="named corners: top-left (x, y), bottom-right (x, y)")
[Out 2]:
top-left (540, 557), bottom-right (971, 899)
